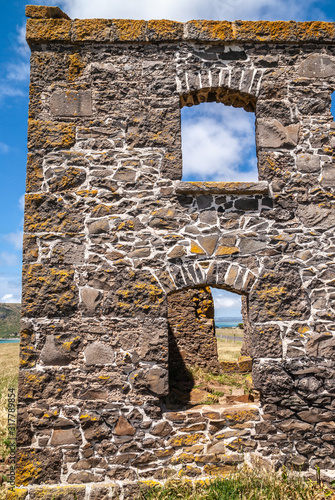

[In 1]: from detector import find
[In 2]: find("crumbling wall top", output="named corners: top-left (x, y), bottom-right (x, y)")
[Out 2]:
top-left (25, 5), bottom-right (335, 46)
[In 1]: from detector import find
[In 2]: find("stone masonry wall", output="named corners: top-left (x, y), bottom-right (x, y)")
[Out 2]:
top-left (167, 286), bottom-right (220, 374)
top-left (11, 4), bottom-right (335, 498)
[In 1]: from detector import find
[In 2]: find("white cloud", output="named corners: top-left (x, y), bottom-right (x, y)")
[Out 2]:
top-left (0, 23), bottom-right (30, 103)
top-left (19, 195), bottom-right (25, 212)
top-left (0, 252), bottom-right (20, 267)
top-left (58, 0), bottom-right (329, 21)
top-left (1, 293), bottom-right (13, 302)
top-left (15, 24), bottom-right (30, 58)
top-left (0, 83), bottom-right (25, 101)
top-left (3, 231), bottom-right (23, 251)
top-left (6, 62), bottom-right (30, 83)
top-left (181, 103), bottom-right (257, 181)
top-left (0, 142), bottom-right (9, 154)
top-left (60, 0), bottom-right (207, 20)
top-left (211, 288), bottom-right (242, 317)
top-left (0, 276), bottom-right (21, 303)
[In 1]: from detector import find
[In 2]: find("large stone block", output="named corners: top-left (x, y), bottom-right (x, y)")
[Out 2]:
top-left (256, 119), bottom-right (299, 149)
top-left (297, 54), bottom-right (335, 77)
top-left (22, 264), bottom-right (78, 317)
top-left (50, 91), bottom-right (92, 117)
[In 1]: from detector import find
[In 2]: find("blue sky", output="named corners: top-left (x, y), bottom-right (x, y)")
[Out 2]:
top-left (0, 0), bottom-right (334, 318)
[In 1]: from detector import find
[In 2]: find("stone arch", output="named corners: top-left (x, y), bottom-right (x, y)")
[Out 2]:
top-left (165, 260), bottom-right (257, 296)
top-left (178, 66), bottom-right (262, 111)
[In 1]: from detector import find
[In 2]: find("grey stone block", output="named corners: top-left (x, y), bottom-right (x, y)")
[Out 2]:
top-left (50, 91), bottom-right (92, 117)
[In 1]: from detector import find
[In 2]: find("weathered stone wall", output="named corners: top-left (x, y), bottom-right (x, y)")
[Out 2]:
top-left (12, 4), bottom-right (335, 497)
top-left (167, 286), bottom-right (220, 373)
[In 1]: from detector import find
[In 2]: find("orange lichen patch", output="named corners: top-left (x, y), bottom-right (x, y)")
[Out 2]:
top-left (28, 119), bottom-right (76, 150)
top-left (256, 285), bottom-right (287, 301)
top-left (25, 5), bottom-right (70, 20)
top-left (20, 345), bottom-right (37, 369)
top-left (72, 19), bottom-right (114, 42)
top-left (5, 488), bottom-right (28, 499)
top-left (68, 53), bottom-right (85, 81)
top-left (221, 406), bottom-right (260, 425)
top-left (186, 20), bottom-right (233, 41)
top-left (190, 241), bottom-right (206, 255)
top-left (215, 246), bottom-right (240, 256)
top-left (234, 20), bottom-right (297, 42)
top-left (147, 20), bottom-right (183, 40)
top-left (112, 19), bottom-right (146, 41)
top-left (26, 19), bottom-right (71, 44)
top-left (297, 325), bottom-right (310, 334)
top-left (22, 486), bottom-right (86, 500)
top-left (168, 433), bottom-right (205, 447)
top-left (171, 453), bottom-right (195, 464)
top-left (204, 464), bottom-right (236, 476)
top-left (71, 19), bottom-right (146, 42)
top-left (26, 153), bottom-right (44, 193)
top-left (297, 21), bottom-right (335, 41)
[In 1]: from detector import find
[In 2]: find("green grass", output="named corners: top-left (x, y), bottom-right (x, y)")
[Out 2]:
top-left (139, 467), bottom-right (335, 500)
top-left (189, 365), bottom-right (252, 392)
top-left (216, 338), bottom-right (242, 363)
top-left (0, 343), bottom-right (19, 500)
top-left (0, 304), bottom-right (20, 338)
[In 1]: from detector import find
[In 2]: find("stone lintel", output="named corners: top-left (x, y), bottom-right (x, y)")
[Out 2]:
top-left (175, 181), bottom-right (269, 195)
top-left (25, 5), bottom-right (71, 20)
top-left (25, 16), bottom-right (335, 46)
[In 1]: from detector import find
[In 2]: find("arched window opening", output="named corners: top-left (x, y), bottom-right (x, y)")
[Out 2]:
top-left (181, 102), bottom-right (257, 182)
top-left (165, 286), bottom-right (255, 410)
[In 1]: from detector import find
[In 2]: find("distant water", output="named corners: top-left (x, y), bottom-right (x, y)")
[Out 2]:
top-left (0, 339), bottom-right (19, 344)
top-left (215, 317), bottom-right (242, 328)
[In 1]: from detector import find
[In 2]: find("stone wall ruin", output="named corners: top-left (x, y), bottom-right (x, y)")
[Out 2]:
top-left (13, 4), bottom-right (335, 498)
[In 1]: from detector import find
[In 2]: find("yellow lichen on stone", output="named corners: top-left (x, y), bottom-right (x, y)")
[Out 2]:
top-left (190, 241), bottom-right (206, 255)
top-left (221, 407), bottom-right (259, 424)
top-left (68, 53), bottom-right (85, 81)
top-left (204, 464), bottom-right (236, 476)
top-left (256, 285), bottom-right (287, 301)
top-left (62, 336), bottom-right (80, 351)
top-left (5, 488), bottom-right (28, 500)
top-left (25, 5), bottom-right (71, 20)
top-left (16, 450), bottom-right (42, 486)
top-left (234, 20), bottom-right (296, 42)
top-left (187, 20), bottom-right (233, 41)
top-left (147, 20), bottom-right (183, 40)
top-left (26, 153), bottom-right (43, 193)
top-left (113, 19), bottom-right (146, 41)
top-left (72, 19), bottom-right (114, 42)
top-left (28, 119), bottom-right (76, 150)
top-left (168, 433), bottom-right (205, 447)
top-left (170, 453), bottom-right (195, 464)
top-left (25, 485), bottom-right (86, 499)
top-left (215, 245), bottom-right (240, 256)
top-left (297, 325), bottom-right (309, 334)
top-left (72, 19), bottom-right (146, 42)
top-left (26, 19), bottom-right (71, 44)
top-left (297, 21), bottom-right (335, 41)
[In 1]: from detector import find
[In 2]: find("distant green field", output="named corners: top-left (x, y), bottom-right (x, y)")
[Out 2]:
top-left (0, 304), bottom-right (20, 338)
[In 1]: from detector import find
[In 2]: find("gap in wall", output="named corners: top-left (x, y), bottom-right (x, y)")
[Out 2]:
top-left (211, 287), bottom-right (243, 364)
top-left (181, 102), bottom-right (257, 182)
top-left (166, 286), bottom-right (251, 410)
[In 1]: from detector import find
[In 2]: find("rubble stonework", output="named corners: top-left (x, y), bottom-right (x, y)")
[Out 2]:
top-left (13, 4), bottom-right (335, 497)
top-left (167, 286), bottom-right (221, 374)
